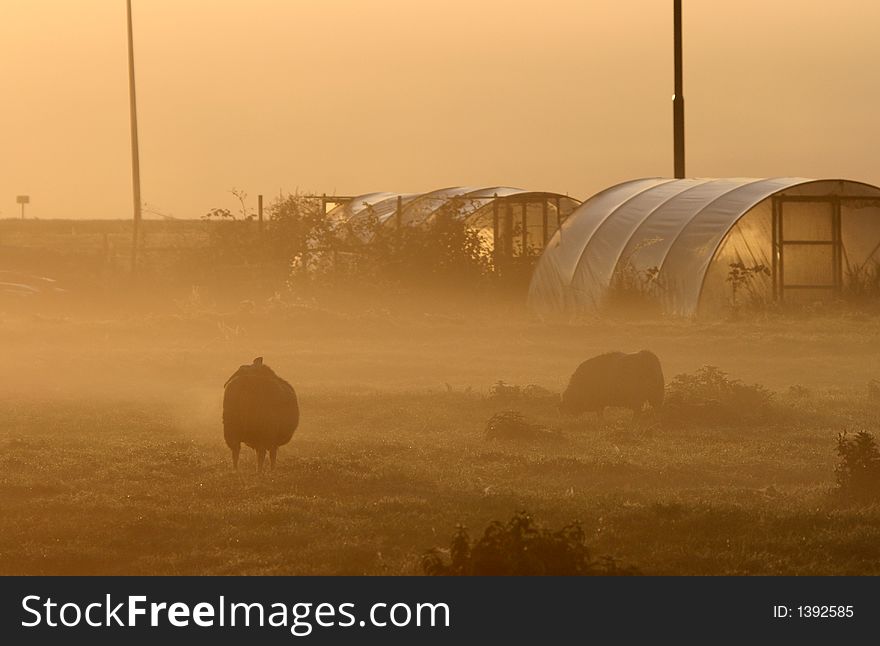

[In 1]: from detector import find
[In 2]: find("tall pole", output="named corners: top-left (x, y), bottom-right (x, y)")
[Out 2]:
top-left (673, 0), bottom-right (685, 179)
top-left (126, 0), bottom-right (142, 275)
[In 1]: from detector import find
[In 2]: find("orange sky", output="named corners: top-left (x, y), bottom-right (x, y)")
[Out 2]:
top-left (1, 0), bottom-right (878, 219)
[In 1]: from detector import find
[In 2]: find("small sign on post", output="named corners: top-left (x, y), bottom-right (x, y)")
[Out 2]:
top-left (16, 195), bottom-right (30, 220)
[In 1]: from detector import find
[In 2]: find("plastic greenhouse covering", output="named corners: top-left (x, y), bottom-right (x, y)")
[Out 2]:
top-left (528, 178), bottom-right (880, 318)
top-left (325, 187), bottom-right (580, 255)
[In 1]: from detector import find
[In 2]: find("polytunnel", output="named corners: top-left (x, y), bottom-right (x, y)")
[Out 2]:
top-left (528, 178), bottom-right (880, 318)
top-left (326, 187), bottom-right (580, 263)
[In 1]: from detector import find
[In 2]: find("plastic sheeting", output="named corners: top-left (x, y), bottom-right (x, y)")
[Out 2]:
top-left (326, 187), bottom-right (580, 253)
top-left (528, 178), bottom-right (880, 318)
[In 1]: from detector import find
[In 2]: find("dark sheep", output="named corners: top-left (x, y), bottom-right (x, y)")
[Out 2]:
top-left (223, 357), bottom-right (299, 470)
top-left (560, 350), bottom-right (664, 420)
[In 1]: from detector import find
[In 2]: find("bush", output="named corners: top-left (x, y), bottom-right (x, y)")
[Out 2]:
top-left (282, 202), bottom-right (496, 301)
top-left (787, 384), bottom-right (811, 399)
top-left (196, 190), bottom-right (514, 305)
top-left (835, 431), bottom-right (880, 501)
top-left (484, 411), bottom-right (559, 441)
top-left (663, 366), bottom-right (775, 426)
top-left (604, 263), bottom-right (663, 317)
top-left (601, 238), bottom-right (665, 317)
top-left (196, 191), bottom-right (330, 289)
top-left (488, 381), bottom-right (556, 403)
top-left (422, 511), bottom-right (639, 576)
top-left (362, 209), bottom-right (492, 291)
top-left (844, 260), bottom-right (880, 304)
top-left (726, 262), bottom-right (771, 316)
top-left (269, 194), bottom-right (335, 268)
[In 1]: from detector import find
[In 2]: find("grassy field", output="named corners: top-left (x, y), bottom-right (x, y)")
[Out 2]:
top-left (1, 300), bottom-right (880, 575)
top-left (0, 219), bottom-right (207, 289)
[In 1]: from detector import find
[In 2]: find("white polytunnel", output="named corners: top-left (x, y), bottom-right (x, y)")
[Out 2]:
top-left (528, 178), bottom-right (880, 318)
top-left (326, 187), bottom-right (581, 259)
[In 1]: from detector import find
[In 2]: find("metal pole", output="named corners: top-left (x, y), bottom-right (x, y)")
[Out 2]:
top-left (542, 198), bottom-right (548, 246)
top-left (492, 194), bottom-right (499, 269)
top-left (673, 0), bottom-right (685, 179)
top-left (126, 0), bottom-right (143, 275)
top-left (771, 198), bottom-right (778, 301)
top-left (831, 195), bottom-right (843, 294)
top-left (258, 194), bottom-right (264, 234)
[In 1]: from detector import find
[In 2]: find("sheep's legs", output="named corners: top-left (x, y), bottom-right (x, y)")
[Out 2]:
top-left (257, 448), bottom-right (267, 471)
top-left (269, 447), bottom-right (278, 470)
top-left (231, 444), bottom-right (241, 470)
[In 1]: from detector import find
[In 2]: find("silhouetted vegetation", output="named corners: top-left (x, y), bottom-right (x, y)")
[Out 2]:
top-left (484, 411), bottom-right (559, 442)
top-left (868, 379), bottom-right (880, 401)
top-left (605, 263), bottom-right (662, 317)
top-left (726, 262), bottom-right (770, 316)
top-left (199, 192), bottom-right (332, 289)
top-left (488, 381), bottom-right (556, 403)
top-left (787, 384), bottom-right (811, 399)
top-left (603, 239), bottom-right (663, 317)
top-left (844, 260), bottom-right (880, 305)
top-left (663, 365), bottom-right (775, 426)
top-left (422, 511), bottom-right (639, 575)
top-left (200, 191), bottom-right (496, 302)
top-left (340, 210), bottom-right (492, 292)
top-left (835, 431), bottom-right (880, 501)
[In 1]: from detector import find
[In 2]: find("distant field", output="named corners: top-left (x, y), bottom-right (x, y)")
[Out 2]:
top-left (0, 218), bottom-right (206, 255)
top-left (0, 218), bottom-right (207, 290)
top-left (1, 304), bottom-right (880, 575)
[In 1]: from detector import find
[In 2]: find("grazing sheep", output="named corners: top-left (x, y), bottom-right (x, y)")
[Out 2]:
top-left (223, 357), bottom-right (299, 470)
top-left (560, 350), bottom-right (664, 420)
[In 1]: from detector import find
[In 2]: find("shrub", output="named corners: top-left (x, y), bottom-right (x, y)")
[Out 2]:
top-left (787, 384), bottom-right (811, 399)
top-left (663, 366), bottom-right (775, 426)
top-left (844, 260), bottom-right (880, 304)
top-left (835, 431), bottom-right (880, 501)
top-left (198, 189), bottom-right (505, 304)
top-left (726, 262), bottom-right (770, 316)
top-left (603, 238), bottom-right (664, 317)
top-left (488, 380), bottom-right (522, 400)
top-left (488, 381), bottom-right (556, 402)
top-left (422, 511), bottom-right (639, 576)
top-left (484, 411), bottom-right (559, 441)
top-left (270, 193), bottom-right (335, 270)
top-left (201, 189), bottom-right (263, 268)
top-left (605, 263), bottom-right (662, 317)
top-left (283, 202), bottom-right (495, 300)
top-left (364, 209), bottom-right (492, 291)
top-left (197, 191), bottom-right (330, 289)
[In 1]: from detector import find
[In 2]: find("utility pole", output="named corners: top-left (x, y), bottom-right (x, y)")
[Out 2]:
top-left (126, 0), bottom-right (143, 275)
top-left (673, 0), bottom-right (685, 179)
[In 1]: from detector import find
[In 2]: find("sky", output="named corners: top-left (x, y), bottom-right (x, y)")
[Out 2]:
top-left (1, 0), bottom-right (879, 219)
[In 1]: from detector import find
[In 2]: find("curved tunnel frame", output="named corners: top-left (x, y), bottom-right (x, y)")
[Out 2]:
top-left (326, 186), bottom-right (581, 259)
top-left (529, 177), bottom-right (880, 317)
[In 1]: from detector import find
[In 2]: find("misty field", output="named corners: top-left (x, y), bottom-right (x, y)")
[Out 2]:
top-left (2, 304), bottom-right (880, 575)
